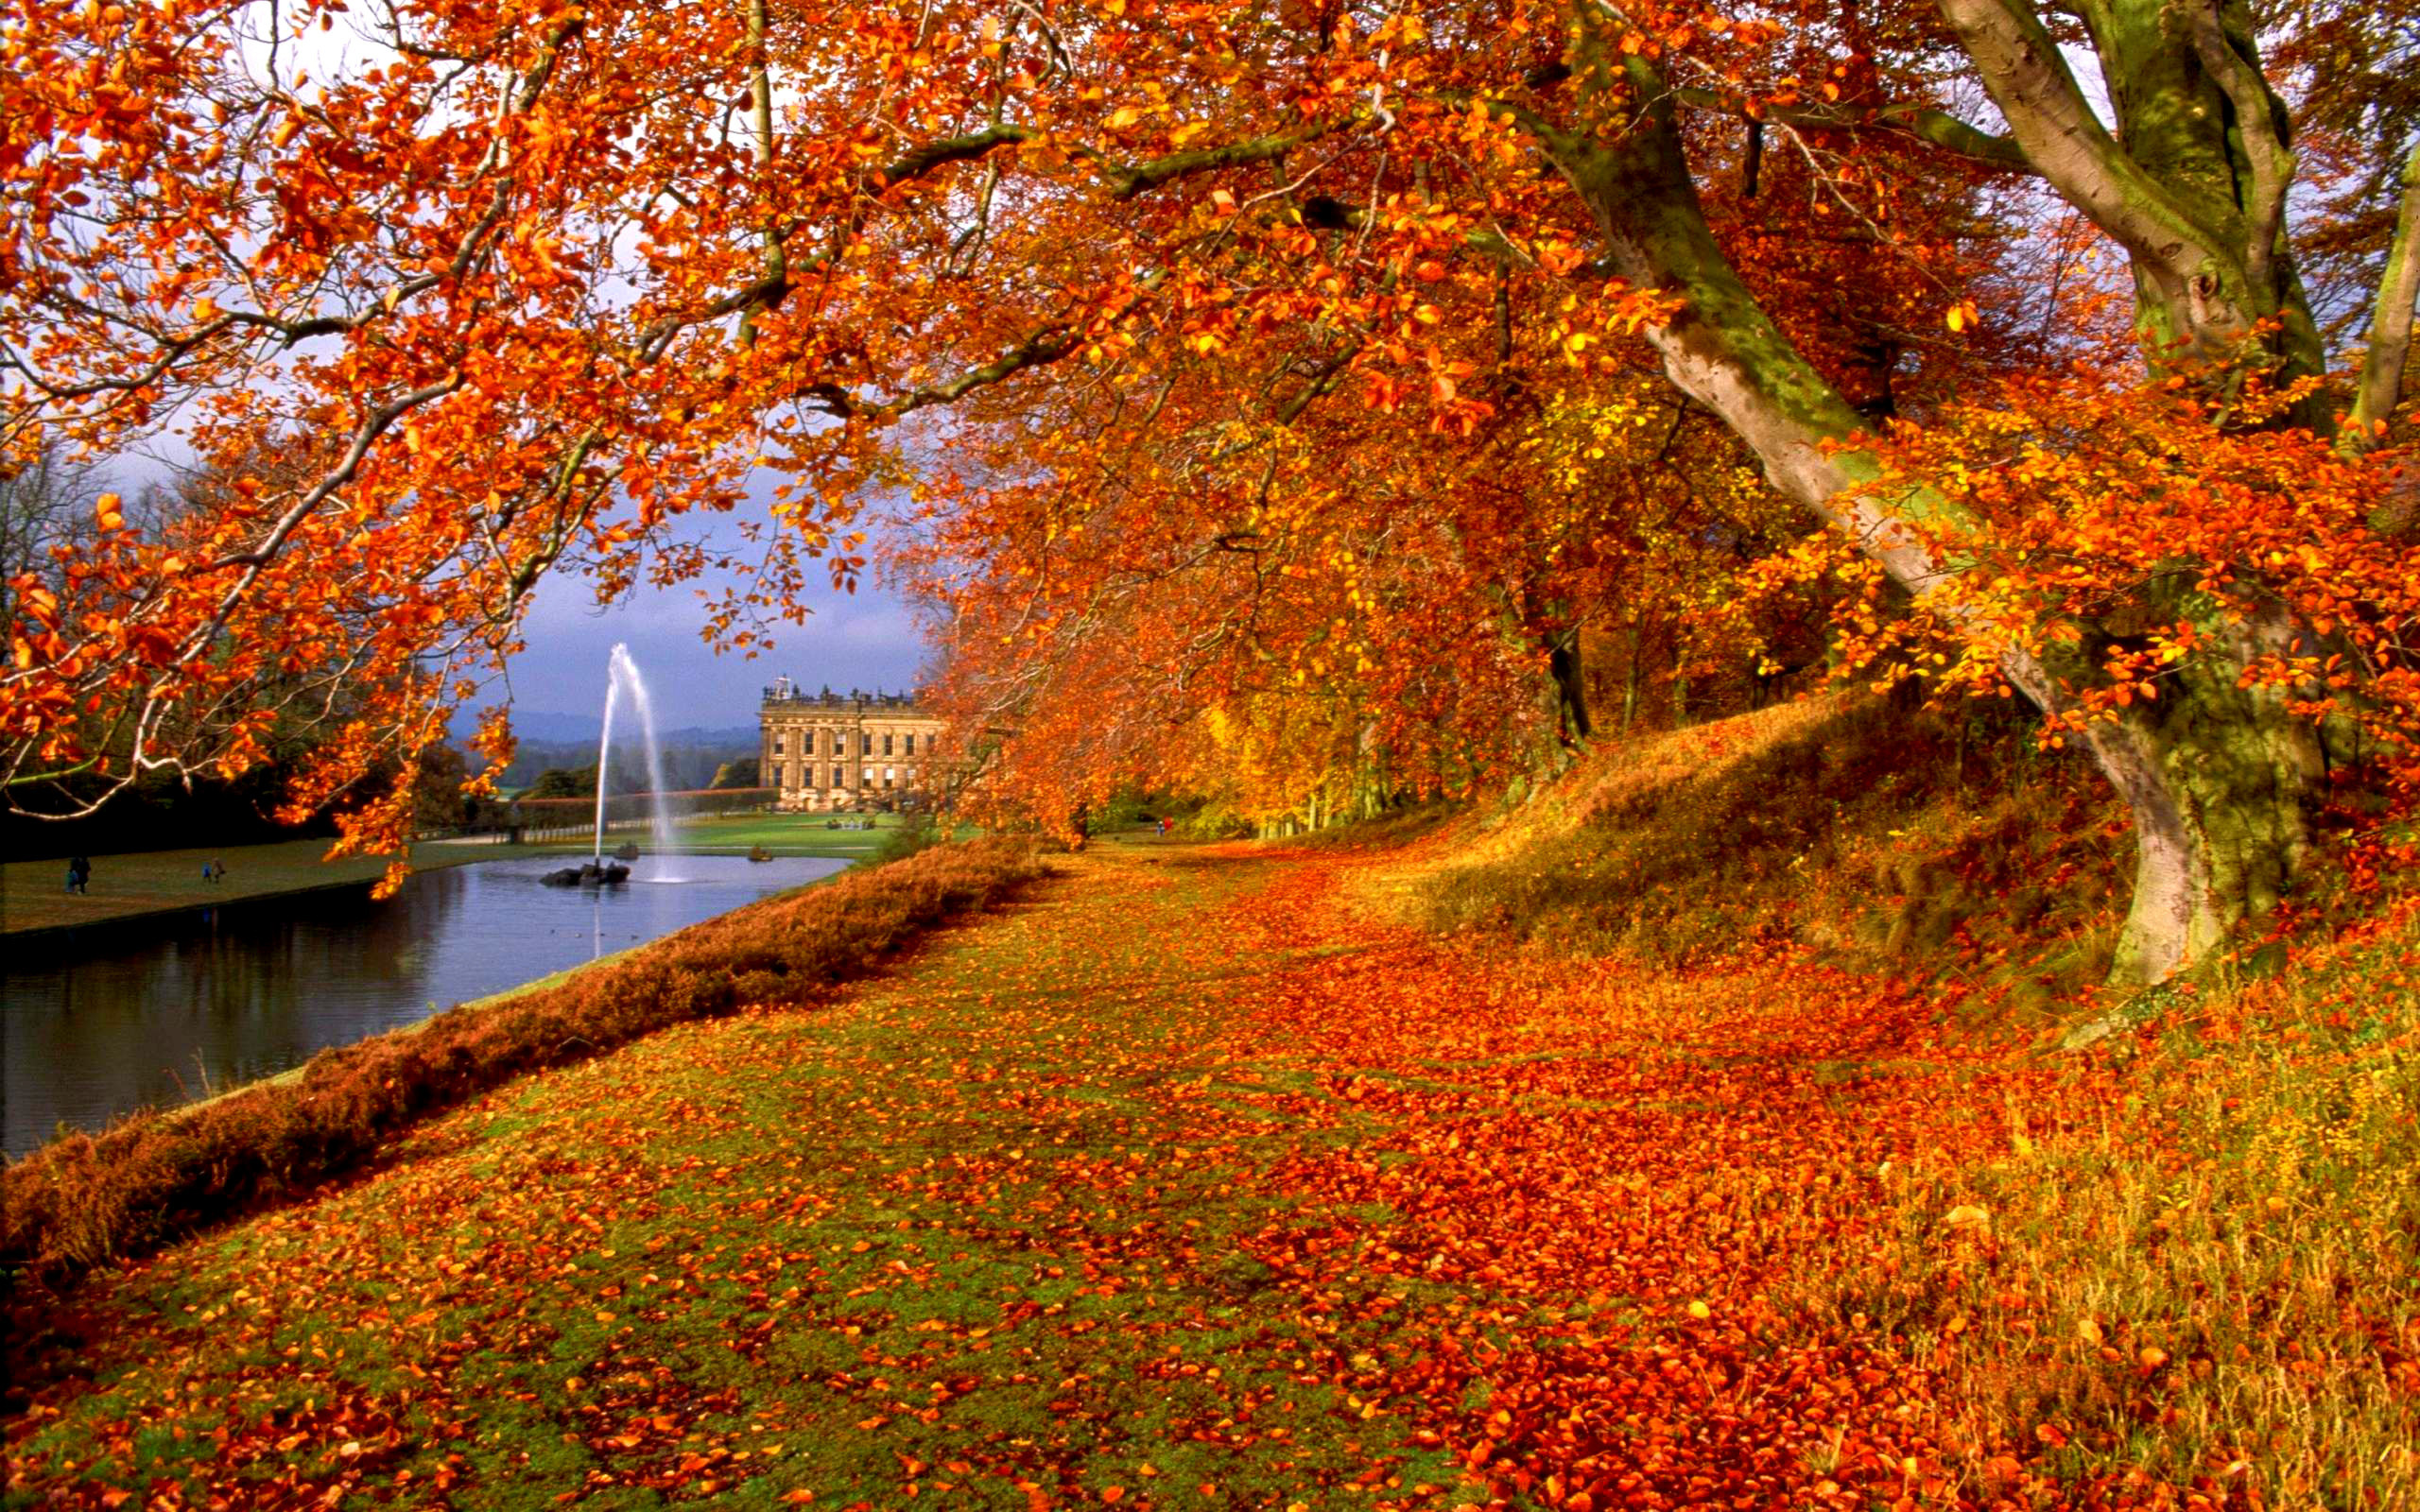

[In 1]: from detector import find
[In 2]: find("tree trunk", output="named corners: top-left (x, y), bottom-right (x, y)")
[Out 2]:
top-left (2076, 648), bottom-right (2317, 981)
top-left (1547, 627), bottom-right (1592, 743)
top-left (1531, 37), bottom-right (2320, 981)
top-left (2347, 142), bottom-right (2420, 457)
top-left (1621, 621), bottom-right (1643, 735)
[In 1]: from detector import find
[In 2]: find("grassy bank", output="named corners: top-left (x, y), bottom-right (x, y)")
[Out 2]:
top-left (1397, 693), bottom-right (2132, 1006)
top-left (0, 837), bottom-right (1045, 1300)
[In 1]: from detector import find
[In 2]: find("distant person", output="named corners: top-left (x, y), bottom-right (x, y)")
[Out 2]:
top-left (67, 855), bottom-right (90, 894)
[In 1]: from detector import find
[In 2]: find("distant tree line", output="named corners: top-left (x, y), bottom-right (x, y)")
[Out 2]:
top-left (496, 740), bottom-right (760, 795)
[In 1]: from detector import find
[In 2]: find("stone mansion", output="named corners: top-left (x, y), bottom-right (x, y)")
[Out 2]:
top-left (759, 677), bottom-right (945, 812)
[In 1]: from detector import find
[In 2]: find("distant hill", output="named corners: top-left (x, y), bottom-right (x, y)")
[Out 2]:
top-left (446, 708), bottom-right (759, 748)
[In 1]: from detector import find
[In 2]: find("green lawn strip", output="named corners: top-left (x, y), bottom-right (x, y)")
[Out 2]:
top-left (658, 814), bottom-right (908, 854)
top-left (5, 853), bottom-right (1481, 1510)
top-left (2, 816), bottom-right (898, 938)
top-left (1, 839), bottom-right (493, 936)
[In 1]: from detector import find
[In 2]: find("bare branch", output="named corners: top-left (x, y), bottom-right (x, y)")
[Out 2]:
top-left (1669, 87), bottom-right (2035, 172)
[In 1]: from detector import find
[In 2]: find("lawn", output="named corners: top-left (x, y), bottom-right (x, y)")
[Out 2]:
top-left (653, 811), bottom-right (910, 857)
top-left (8, 848), bottom-right (1447, 1509)
top-left (0, 839), bottom-right (493, 938)
top-left (0, 815), bottom-right (911, 937)
top-left (7, 839), bottom-right (2411, 1509)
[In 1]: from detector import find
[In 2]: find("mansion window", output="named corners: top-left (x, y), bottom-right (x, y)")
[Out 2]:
top-left (772, 735), bottom-right (785, 754)
top-left (903, 733), bottom-right (916, 755)
top-left (883, 732), bottom-right (894, 756)
top-left (862, 765), bottom-right (875, 784)
top-left (831, 766), bottom-right (843, 787)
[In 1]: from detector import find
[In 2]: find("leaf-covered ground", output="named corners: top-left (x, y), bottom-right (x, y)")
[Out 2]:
top-left (6, 841), bottom-right (2411, 1509)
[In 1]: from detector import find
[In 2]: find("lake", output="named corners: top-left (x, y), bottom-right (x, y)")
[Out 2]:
top-left (3, 852), bottom-right (850, 1157)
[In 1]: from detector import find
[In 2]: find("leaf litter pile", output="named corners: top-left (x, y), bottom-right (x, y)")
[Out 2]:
top-left (5, 844), bottom-right (2406, 1509)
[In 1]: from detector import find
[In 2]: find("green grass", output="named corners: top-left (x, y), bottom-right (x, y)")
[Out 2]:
top-left (0, 839), bottom-right (493, 937)
top-left (4, 850), bottom-right (1470, 1509)
top-left (651, 811), bottom-right (909, 856)
top-left (0, 815), bottom-right (906, 936)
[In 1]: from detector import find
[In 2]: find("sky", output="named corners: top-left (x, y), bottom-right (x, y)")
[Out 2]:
top-left (489, 521), bottom-right (933, 733)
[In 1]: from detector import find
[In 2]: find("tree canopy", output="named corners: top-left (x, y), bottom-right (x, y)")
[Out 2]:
top-left (5, 0), bottom-right (2416, 970)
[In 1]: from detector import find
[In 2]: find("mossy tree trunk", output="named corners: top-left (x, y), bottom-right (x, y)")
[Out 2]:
top-left (1512, 15), bottom-right (2331, 981)
top-left (2077, 633), bottom-right (2318, 979)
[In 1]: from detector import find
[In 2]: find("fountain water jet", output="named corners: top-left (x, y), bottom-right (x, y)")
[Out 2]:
top-left (591, 665), bottom-right (621, 868)
top-left (585, 644), bottom-right (686, 882)
top-left (612, 644), bottom-right (685, 879)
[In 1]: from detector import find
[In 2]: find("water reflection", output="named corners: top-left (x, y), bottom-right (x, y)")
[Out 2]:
top-left (4, 853), bottom-right (848, 1157)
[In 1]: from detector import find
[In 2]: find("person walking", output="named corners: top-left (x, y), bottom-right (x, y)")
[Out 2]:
top-left (67, 854), bottom-right (90, 894)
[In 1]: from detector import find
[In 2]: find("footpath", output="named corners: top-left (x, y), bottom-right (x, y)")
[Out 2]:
top-left (0, 845), bottom-right (2234, 1508)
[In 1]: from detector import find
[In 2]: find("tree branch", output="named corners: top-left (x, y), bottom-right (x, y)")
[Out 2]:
top-left (1093, 122), bottom-right (1342, 200)
top-left (1670, 87), bottom-right (2035, 172)
top-left (1932, 0), bottom-right (2222, 274)
top-left (2181, 0), bottom-right (2292, 294)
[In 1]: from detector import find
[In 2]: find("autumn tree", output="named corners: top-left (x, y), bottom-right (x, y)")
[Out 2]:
top-left (7, 0), bottom-right (2415, 970)
top-left (0, 442), bottom-right (109, 602)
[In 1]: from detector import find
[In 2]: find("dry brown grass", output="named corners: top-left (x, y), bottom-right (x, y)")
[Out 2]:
top-left (1392, 693), bottom-right (2128, 1002)
top-left (0, 837), bottom-right (1046, 1298)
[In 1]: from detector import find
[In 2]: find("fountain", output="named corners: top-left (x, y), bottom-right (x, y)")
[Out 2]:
top-left (610, 644), bottom-right (685, 879)
top-left (543, 644), bottom-right (684, 886)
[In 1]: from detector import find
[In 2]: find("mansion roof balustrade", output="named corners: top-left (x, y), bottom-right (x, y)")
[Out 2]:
top-left (762, 676), bottom-right (923, 713)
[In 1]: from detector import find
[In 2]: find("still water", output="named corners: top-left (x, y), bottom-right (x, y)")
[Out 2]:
top-left (4, 853), bottom-right (850, 1157)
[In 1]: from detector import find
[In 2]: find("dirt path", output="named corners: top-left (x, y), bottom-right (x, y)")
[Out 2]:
top-left (6, 843), bottom-right (2059, 1510)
